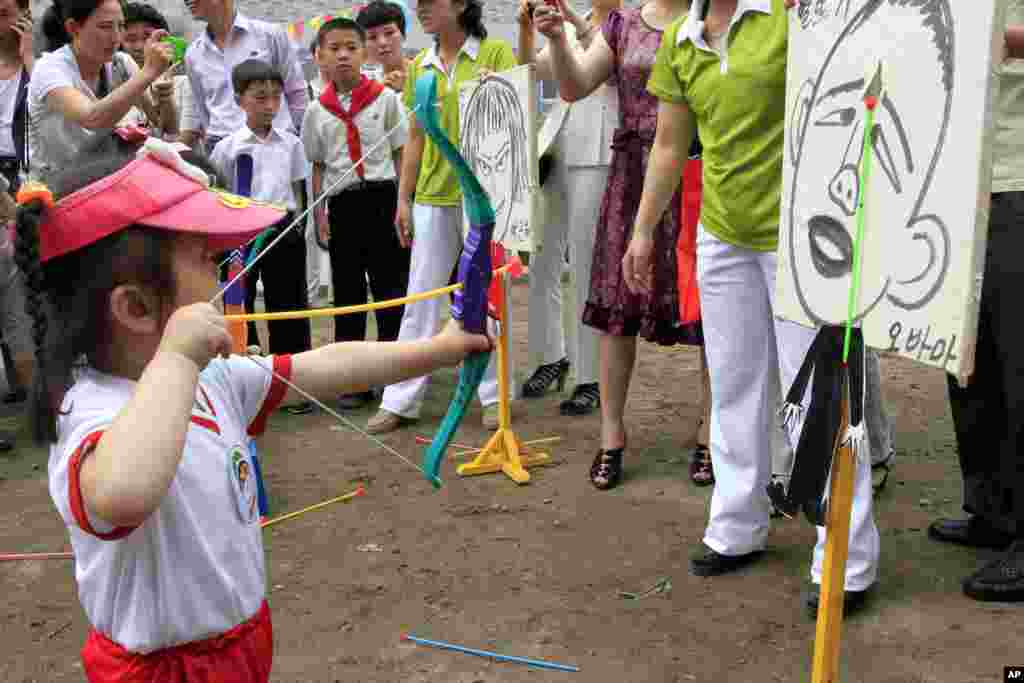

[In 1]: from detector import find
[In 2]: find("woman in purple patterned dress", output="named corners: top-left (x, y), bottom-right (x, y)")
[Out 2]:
top-left (536, 0), bottom-right (697, 490)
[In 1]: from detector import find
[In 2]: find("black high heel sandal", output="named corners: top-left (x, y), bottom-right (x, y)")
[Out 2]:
top-left (560, 383), bottom-right (600, 416)
top-left (522, 358), bottom-right (570, 398)
top-left (689, 444), bottom-right (714, 486)
top-left (590, 448), bottom-right (624, 490)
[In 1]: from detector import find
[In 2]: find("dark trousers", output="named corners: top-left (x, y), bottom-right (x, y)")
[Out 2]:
top-left (947, 191), bottom-right (1024, 538)
top-left (327, 182), bottom-right (410, 343)
top-left (244, 214), bottom-right (312, 355)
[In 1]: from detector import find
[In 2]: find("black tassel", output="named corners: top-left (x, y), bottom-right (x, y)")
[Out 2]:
top-left (767, 326), bottom-right (848, 527)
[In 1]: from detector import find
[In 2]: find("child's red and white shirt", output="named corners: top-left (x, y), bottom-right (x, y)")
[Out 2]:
top-left (49, 354), bottom-right (291, 654)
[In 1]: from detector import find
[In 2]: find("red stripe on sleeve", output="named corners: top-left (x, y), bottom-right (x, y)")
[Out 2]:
top-left (67, 431), bottom-right (137, 541)
top-left (247, 354), bottom-right (293, 437)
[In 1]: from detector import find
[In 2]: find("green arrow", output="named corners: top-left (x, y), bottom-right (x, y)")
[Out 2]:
top-left (843, 62), bottom-right (884, 363)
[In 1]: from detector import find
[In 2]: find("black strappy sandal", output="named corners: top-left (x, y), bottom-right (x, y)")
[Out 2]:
top-left (590, 448), bottom-right (624, 490)
top-left (522, 357), bottom-right (570, 398)
top-left (689, 444), bottom-right (714, 486)
top-left (560, 382), bottom-right (600, 416)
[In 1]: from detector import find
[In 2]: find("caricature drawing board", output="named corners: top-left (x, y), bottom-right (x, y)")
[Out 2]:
top-left (776, 0), bottom-right (1006, 383)
top-left (458, 64), bottom-right (539, 253)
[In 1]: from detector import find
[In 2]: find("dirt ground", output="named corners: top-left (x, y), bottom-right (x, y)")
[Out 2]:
top-left (1, 277), bottom-right (1021, 683)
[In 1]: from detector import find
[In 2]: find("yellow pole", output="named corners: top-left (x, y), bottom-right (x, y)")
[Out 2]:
top-left (456, 248), bottom-right (552, 483)
top-left (497, 265), bottom-right (512, 430)
top-left (811, 376), bottom-right (855, 683)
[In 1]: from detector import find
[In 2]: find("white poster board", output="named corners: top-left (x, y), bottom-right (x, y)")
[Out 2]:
top-left (776, 0), bottom-right (1006, 382)
top-left (459, 64), bottom-right (539, 253)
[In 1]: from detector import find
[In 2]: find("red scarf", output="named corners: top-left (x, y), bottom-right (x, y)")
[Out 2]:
top-left (319, 75), bottom-right (386, 179)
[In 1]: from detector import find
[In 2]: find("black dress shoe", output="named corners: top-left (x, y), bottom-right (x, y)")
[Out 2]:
top-left (3, 388), bottom-right (26, 404)
top-left (962, 540), bottom-right (1024, 602)
top-left (689, 543), bottom-right (763, 577)
top-left (928, 517), bottom-right (1013, 550)
top-left (804, 583), bottom-right (873, 618)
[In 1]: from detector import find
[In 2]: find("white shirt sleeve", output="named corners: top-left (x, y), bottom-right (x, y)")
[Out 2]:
top-left (274, 28), bottom-right (309, 131)
top-left (301, 106), bottom-right (323, 163)
top-left (290, 136), bottom-right (308, 184)
top-left (206, 355), bottom-right (292, 435)
top-left (184, 51), bottom-right (210, 135)
top-left (385, 90), bottom-right (409, 151)
top-left (209, 137), bottom-right (232, 186)
top-left (28, 52), bottom-right (76, 105)
top-left (175, 75), bottom-right (200, 133)
top-left (50, 413), bottom-right (119, 536)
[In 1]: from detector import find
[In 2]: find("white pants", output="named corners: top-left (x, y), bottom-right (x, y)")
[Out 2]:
top-left (380, 203), bottom-right (500, 418)
top-left (527, 163), bottom-right (606, 385)
top-left (306, 171), bottom-right (324, 301)
top-left (697, 226), bottom-right (879, 591)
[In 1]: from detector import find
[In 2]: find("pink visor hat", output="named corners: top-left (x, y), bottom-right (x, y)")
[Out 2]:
top-left (35, 141), bottom-right (286, 263)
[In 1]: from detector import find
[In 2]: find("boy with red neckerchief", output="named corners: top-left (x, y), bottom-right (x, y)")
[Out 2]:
top-left (302, 17), bottom-right (410, 411)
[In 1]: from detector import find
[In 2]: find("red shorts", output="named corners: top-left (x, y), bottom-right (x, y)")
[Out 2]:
top-left (81, 601), bottom-right (273, 683)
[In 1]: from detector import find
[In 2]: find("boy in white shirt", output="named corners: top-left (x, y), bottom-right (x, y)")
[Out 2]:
top-left (211, 59), bottom-right (313, 413)
top-left (302, 17), bottom-right (409, 410)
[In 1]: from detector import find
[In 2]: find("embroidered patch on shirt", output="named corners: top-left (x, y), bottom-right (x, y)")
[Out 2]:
top-left (228, 445), bottom-right (259, 525)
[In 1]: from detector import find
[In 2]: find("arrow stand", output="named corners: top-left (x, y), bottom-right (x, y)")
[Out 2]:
top-left (456, 260), bottom-right (553, 483)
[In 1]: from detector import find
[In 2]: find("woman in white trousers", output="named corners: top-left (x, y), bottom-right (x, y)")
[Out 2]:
top-left (517, 0), bottom-right (619, 416)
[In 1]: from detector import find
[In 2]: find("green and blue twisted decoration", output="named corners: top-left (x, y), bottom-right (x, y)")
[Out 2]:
top-left (417, 71), bottom-right (495, 488)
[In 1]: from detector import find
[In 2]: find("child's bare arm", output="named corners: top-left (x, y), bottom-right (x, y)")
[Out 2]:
top-left (79, 304), bottom-right (232, 528)
top-left (283, 320), bottom-right (491, 404)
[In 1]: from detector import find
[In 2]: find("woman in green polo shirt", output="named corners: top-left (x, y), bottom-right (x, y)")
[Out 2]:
top-left (367, 0), bottom-right (518, 435)
top-left (622, 0), bottom-right (880, 615)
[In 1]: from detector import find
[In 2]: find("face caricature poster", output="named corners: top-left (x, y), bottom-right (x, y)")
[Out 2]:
top-left (775, 0), bottom-right (1006, 383)
top-left (459, 64), bottom-right (539, 253)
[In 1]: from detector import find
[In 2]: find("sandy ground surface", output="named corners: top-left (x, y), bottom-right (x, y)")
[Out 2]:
top-left (0, 278), bottom-right (1021, 683)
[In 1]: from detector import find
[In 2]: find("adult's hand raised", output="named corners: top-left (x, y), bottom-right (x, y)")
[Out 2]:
top-left (142, 29), bottom-right (175, 80)
top-left (533, 0), bottom-right (567, 40)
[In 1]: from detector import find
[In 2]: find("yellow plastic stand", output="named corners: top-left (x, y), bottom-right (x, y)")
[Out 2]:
top-left (811, 378), bottom-right (855, 683)
top-left (457, 262), bottom-right (554, 484)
